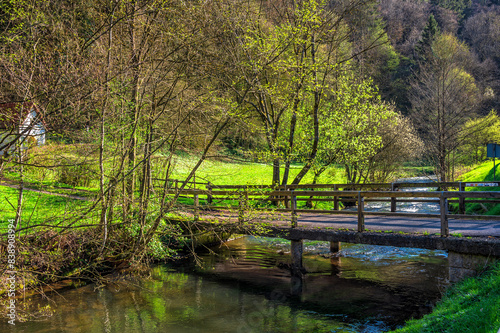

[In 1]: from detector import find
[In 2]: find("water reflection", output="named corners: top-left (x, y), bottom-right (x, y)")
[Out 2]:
top-left (1, 236), bottom-right (448, 333)
top-left (192, 237), bottom-right (448, 329)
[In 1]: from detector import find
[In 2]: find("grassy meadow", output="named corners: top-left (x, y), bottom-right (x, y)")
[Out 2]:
top-left (457, 160), bottom-right (500, 215)
top-left (0, 185), bottom-right (92, 234)
top-left (168, 154), bottom-right (346, 185)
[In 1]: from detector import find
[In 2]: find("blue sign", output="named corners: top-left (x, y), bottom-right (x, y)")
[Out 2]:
top-left (487, 143), bottom-right (500, 158)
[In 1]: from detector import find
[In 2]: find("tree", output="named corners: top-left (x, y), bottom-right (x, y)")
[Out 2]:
top-left (462, 9), bottom-right (500, 63)
top-left (461, 9), bottom-right (500, 114)
top-left (347, 1), bottom-right (401, 102)
top-left (0, 0), bottom-right (234, 266)
top-left (410, 34), bottom-right (479, 181)
top-left (415, 14), bottom-right (440, 62)
top-left (367, 111), bottom-right (424, 182)
top-left (294, 73), bottom-right (392, 184)
top-left (205, 0), bottom-right (387, 186)
top-left (379, 0), bottom-right (430, 55)
top-left (459, 110), bottom-right (500, 165)
top-left (430, 0), bottom-right (471, 20)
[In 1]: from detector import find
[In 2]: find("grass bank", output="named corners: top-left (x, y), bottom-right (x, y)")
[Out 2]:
top-left (456, 160), bottom-right (500, 215)
top-left (391, 261), bottom-right (500, 333)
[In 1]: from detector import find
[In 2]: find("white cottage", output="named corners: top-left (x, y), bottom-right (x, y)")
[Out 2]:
top-left (0, 102), bottom-right (46, 155)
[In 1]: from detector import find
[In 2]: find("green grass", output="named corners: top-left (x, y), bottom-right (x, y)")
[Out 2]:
top-left (168, 154), bottom-right (346, 185)
top-left (392, 261), bottom-right (500, 333)
top-left (458, 160), bottom-right (500, 184)
top-left (455, 160), bottom-right (500, 215)
top-left (399, 162), bottom-right (435, 178)
top-left (0, 186), bottom-right (91, 234)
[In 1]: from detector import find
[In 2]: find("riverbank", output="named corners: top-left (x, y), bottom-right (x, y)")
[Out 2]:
top-left (391, 260), bottom-right (500, 333)
top-left (391, 161), bottom-right (500, 332)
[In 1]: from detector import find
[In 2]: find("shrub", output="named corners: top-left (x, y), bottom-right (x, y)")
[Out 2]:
top-left (57, 160), bottom-right (98, 187)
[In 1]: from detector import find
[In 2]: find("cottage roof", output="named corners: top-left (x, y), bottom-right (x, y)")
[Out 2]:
top-left (0, 102), bottom-right (46, 130)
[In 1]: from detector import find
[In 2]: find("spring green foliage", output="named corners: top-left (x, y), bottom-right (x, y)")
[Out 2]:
top-left (459, 111), bottom-right (500, 165)
top-left (310, 74), bottom-right (392, 184)
top-left (231, 0), bottom-right (356, 185)
top-left (392, 261), bottom-right (500, 333)
top-left (410, 33), bottom-right (478, 182)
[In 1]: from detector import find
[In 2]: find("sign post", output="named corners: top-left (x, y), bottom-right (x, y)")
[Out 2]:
top-left (487, 143), bottom-right (500, 181)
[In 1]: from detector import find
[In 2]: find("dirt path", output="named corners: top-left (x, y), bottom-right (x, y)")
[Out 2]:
top-left (0, 182), bottom-right (94, 201)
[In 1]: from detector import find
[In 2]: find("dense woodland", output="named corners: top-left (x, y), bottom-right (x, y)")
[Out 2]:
top-left (0, 0), bottom-right (500, 264)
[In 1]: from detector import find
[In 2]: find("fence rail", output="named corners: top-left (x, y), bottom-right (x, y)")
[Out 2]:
top-left (158, 180), bottom-right (500, 190)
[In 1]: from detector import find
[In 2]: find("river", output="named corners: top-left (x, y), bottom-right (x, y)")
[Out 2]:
top-left (2, 177), bottom-right (450, 332)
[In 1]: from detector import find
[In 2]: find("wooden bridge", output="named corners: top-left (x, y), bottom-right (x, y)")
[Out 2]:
top-left (168, 179), bottom-right (500, 280)
top-left (172, 180), bottom-right (500, 236)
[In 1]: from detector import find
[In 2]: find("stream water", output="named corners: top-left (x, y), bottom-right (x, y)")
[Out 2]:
top-left (346, 176), bottom-right (440, 215)
top-left (2, 177), bottom-right (450, 333)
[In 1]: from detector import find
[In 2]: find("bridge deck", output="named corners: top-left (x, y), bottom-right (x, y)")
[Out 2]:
top-left (190, 209), bottom-right (500, 257)
top-left (196, 210), bottom-right (500, 237)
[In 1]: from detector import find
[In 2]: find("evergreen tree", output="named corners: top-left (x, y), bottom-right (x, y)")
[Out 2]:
top-left (415, 14), bottom-right (440, 63)
top-left (430, 0), bottom-right (472, 20)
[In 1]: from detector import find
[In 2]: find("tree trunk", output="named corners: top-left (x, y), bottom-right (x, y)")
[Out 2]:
top-left (126, 0), bottom-right (140, 218)
top-left (281, 112), bottom-right (296, 186)
top-left (291, 35), bottom-right (320, 185)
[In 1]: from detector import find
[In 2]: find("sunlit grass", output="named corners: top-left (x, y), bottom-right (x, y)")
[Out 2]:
top-left (168, 154), bottom-right (346, 185)
top-left (0, 185), bottom-right (91, 234)
top-left (458, 160), bottom-right (500, 184)
top-left (455, 160), bottom-right (500, 215)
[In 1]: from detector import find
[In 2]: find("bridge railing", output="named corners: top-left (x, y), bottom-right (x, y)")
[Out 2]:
top-left (177, 185), bottom-right (500, 237)
top-left (159, 179), bottom-right (499, 212)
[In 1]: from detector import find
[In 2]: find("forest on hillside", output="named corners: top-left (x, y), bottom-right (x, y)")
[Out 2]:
top-left (1, 0), bottom-right (500, 183)
top-left (1, 0), bottom-right (500, 263)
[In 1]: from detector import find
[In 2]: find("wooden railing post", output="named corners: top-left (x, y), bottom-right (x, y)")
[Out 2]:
top-left (206, 182), bottom-right (213, 205)
top-left (284, 185), bottom-right (289, 209)
top-left (357, 192), bottom-right (365, 232)
top-left (291, 190), bottom-right (297, 228)
top-left (194, 193), bottom-right (199, 222)
top-left (245, 186), bottom-right (249, 210)
top-left (440, 192), bottom-right (449, 237)
top-left (459, 182), bottom-right (465, 215)
top-left (391, 183), bottom-right (397, 212)
top-left (238, 191), bottom-right (245, 224)
top-left (333, 185), bottom-right (339, 211)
